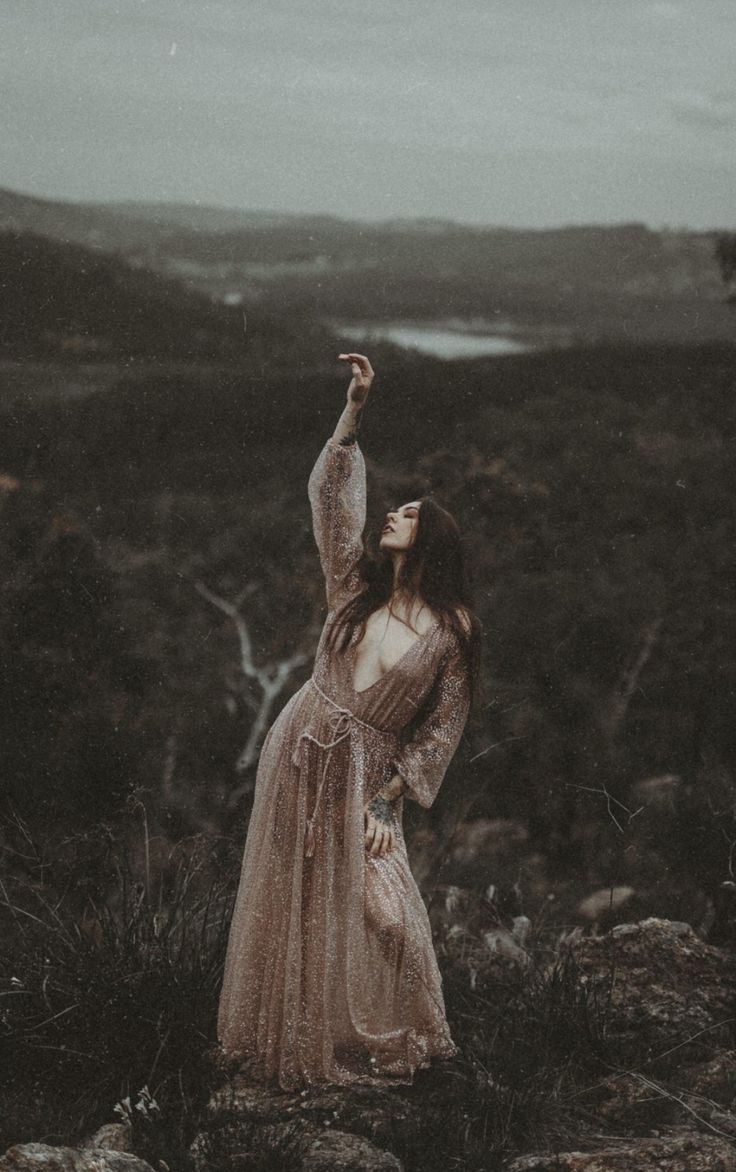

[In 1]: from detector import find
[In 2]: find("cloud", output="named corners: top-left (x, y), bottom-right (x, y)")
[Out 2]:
top-left (648, 2), bottom-right (683, 20)
top-left (669, 92), bottom-right (736, 131)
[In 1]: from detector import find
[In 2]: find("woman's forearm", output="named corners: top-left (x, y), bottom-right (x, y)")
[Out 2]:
top-left (332, 399), bottom-right (364, 447)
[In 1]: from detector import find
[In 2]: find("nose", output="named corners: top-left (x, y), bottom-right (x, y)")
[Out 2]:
top-left (386, 511), bottom-right (398, 523)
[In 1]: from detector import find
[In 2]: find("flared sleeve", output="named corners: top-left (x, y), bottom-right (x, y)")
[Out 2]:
top-left (393, 640), bottom-right (471, 809)
top-left (307, 437), bottom-right (366, 610)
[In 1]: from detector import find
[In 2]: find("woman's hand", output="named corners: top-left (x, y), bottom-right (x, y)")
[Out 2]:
top-left (332, 353), bottom-right (374, 446)
top-left (364, 794), bottom-right (396, 858)
top-left (338, 352), bottom-right (374, 408)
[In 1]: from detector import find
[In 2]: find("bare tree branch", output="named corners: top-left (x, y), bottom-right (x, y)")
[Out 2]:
top-left (194, 580), bottom-right (309, 806)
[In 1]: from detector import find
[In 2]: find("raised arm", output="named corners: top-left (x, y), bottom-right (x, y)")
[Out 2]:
top-left (307, 354), bottom-right (375, 610)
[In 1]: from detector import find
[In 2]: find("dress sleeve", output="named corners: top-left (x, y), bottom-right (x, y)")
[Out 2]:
top-left (392, 639), bottom-right (471, 809)
top-left (307, 437), bottom-right (367, 610)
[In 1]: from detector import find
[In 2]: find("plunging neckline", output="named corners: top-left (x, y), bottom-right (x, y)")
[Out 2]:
top-left (350, 619), bottom-right (441, 696)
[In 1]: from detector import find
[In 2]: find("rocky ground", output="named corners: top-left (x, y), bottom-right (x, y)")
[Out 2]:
top-left (2, 918), bottom-right (735, 1172)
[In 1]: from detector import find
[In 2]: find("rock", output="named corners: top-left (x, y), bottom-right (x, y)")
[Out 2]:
top-left (301, 1129), bottom-right (402, 1170)
top-left (582, 1071), bottom-right (682, 1131)
top-left (206, 1078), bottom-right (420, 1152)
top-left (189, 1119), bottom-right (302, 1172)
top-left (192, 1078), bottom-right (411, 1171)
top-left (0, 1145), bottom-right (155, 1172)
top-left (79, 1125), bottom-right (134, 1153)
top-left (566, 917), bottom-right (736, 1068)
top-left (679, 1050), bottom-right (736, 1109)
top-left (504, 1132), bottom-right (736, 1171)
top-left (576, 886), bottom-right (635, 922)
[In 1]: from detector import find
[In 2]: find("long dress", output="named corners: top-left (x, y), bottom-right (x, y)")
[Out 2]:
top-left (216, 435), bottom-right (472, 1089)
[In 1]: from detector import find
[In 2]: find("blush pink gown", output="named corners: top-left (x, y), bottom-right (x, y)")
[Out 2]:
top-left (216, 436), bottom-right (471, 1089)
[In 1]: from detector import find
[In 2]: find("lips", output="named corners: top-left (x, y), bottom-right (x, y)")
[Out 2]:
top-left (382, 525), bottom-right (394, 534)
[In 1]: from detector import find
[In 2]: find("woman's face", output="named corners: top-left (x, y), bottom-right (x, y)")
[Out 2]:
top-left (379, 501), bottom-right (421, 552)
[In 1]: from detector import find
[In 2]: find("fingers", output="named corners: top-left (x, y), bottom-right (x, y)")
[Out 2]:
top-left (364, 814), bottom-right (377, 852)
top-left (338, 353), bottom-right (374, 380)
top-left (363, 813), bottom-right (396, 858)
top-left (370, 824), bottom-right (386, 857)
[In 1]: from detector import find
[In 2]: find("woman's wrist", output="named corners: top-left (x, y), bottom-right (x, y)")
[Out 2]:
top-left (376, 774), bottom-right (404, 803)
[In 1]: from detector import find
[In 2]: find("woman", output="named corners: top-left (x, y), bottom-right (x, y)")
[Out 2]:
top-left (217, 353), bottom-right (481, 1089)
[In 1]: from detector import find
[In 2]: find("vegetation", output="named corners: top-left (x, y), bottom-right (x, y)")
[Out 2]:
top-left (1, 215), bottom-right (735, 1166)
top-left (0, 229), bottom-right (330, 365)
top-left (0, 811), bottom-right (622, 1169)
top-left (1, 189), bottom-right (734, 345)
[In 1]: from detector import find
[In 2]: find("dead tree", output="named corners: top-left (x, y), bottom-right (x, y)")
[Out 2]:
top-left (194, 580), bottom-right (310, 808)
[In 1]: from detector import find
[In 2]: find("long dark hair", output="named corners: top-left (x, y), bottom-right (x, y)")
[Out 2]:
top-left (328, 496), bottom-right (483, 705)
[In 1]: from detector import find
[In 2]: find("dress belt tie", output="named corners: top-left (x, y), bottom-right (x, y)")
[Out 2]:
top-left (294, 678), bottom-right (385, 859)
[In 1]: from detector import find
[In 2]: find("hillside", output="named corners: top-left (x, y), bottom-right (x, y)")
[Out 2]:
top-left (1, 188), bottom-right (733, 346)
top-left (0, 228), bottom-right (327, 364)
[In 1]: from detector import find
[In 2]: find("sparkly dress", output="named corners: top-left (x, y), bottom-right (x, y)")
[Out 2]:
top-left (216, 436), bottom-right (471, 1089)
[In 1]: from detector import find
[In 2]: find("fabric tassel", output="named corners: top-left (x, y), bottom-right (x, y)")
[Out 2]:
top-left (304, 819), bottom-right (315, 858)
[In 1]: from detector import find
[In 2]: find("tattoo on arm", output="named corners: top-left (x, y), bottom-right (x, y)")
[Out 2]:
top-left (367, 796), bottom-right (395, 826)
top-left (338, 405), bottom-right (363, 445)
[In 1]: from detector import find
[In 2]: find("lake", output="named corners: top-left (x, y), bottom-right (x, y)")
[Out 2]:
top-left (333, 322), bottom-right (535, 360)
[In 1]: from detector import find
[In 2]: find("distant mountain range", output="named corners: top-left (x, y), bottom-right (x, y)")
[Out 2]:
top-left (1, 188), bottom-right (733, 346)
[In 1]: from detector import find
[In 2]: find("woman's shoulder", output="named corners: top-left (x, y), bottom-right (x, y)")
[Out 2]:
top-left (438, 605), bottom-right (473, 636)
top-left (428, 607), bottom-right (474, 659)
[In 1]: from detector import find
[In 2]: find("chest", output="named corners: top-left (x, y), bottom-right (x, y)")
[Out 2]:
top-left (351, 607), bottom-right (428, 693)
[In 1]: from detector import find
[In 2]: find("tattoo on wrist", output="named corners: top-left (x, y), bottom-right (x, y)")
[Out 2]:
top-left (367, 796), bottom-right (394, 826)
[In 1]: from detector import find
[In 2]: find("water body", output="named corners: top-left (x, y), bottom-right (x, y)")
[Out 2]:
top-left (334, 322), bottom-right (534, 360)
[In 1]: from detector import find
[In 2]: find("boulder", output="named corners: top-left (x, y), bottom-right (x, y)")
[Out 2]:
top-left (504, 1132), bottom-right (736, 1171)
top-left (205, 1079), bottom-right (420, 1151)
top-left (301, 1129), bottom-right (402, 1170)
top-left (0, 1145), bottom-right (155, 1172)
top-left (191, 1078), bottom-right (410, 1171)
top-left (79, 1125), bottom-right (134, 1153)
top-left (566, 917), bottom-right (736, 1068)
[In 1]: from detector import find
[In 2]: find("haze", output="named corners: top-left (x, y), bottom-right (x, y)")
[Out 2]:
top-left (2, 0), bottom-right (735, 228)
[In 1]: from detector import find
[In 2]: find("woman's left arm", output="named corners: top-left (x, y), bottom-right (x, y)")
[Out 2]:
top-left (390, 643), bottom-right (471, 808)
top-left (364, 642), bottom-right (471, 857)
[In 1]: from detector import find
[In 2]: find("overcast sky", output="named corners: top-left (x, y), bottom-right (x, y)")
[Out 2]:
top-left (2, 0), bottom-right (735, 227)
